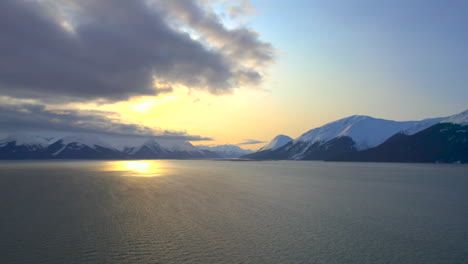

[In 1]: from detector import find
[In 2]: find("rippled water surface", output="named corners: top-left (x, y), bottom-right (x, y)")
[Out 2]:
top-left (0, 160), bottom-right (466, 264)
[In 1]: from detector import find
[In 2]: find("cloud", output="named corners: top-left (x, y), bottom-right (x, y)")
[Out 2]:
top-left (0, 102), bottom-right (212, 141)
top-left (236, 139), bottom-right (267, 145)
top-left (160, 0), bottom-right (274, 69)
top-left (227, 0), bottom-right (256, 21)
top-left (0, 0), bottom-right (274, 103)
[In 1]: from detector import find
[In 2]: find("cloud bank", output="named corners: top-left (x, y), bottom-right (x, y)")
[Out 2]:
top-left (0, 103), bottom-right (212, 141)
top-left (0, 0), bottom-right (273, 103)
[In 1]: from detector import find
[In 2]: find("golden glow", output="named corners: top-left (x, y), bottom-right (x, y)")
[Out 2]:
top-left (121, 161), bottom-right (152, 172)
top-left (72, 82), bottom-right (322, 150)
top-left (129, 86), bottom-right (189, 113)
top-left (95, 86), bottom-right (287, 150)
top-left (103, 160), bottom-right (168, 177)
top-left (131, 99), bottom-right (156, 113)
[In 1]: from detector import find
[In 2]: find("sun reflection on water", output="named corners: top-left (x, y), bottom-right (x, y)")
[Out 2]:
top-left (104, 160), bottom-right (167, 177)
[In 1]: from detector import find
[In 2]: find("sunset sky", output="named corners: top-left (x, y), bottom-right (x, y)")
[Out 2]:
top-left (1, 0), bottom-right (467, 149)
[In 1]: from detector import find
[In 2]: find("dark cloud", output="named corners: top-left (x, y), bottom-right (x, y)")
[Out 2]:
top-left (0, 0), bottom-right (273, 103)
top-left (237, 139), bottom-right (267, 145)
top-left (161, 0), bottom-right (274, 69)
top-left (0, 103), bottom-right (212, 141)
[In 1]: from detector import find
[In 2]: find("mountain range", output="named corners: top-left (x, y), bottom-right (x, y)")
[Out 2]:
top-left (196, 144), bottom-right (254, 158)
top-left (243, 109), bottom-right (467, 163)
top-left (0, 135), bottom-right (226, 160)
top-left (1, 109), bottom-right (466, 163)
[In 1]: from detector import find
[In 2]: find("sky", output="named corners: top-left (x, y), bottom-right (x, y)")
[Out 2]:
top-left (0, 0), bottom-right (467, 149)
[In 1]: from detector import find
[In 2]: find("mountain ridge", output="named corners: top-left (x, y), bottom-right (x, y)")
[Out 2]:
top-left (0, 135), bottom-right (220, 160)
top-left (243, 109), bottom-right (467, 163)
top-left (1, 109), bottom-right (466, 163)
top-left (197, 144), bottom-right (253, 158)
top-left (258, 135), bottom-right (293, 152)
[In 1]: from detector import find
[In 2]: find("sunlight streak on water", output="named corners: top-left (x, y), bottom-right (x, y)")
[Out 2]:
top-left (103, 160), bottom-right (167, 177)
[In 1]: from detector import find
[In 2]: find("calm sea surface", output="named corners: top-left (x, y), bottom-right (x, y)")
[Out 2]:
top-left (0, 160), bottom-right (466, 264)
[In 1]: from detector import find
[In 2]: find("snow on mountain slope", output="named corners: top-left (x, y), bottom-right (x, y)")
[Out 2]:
top-left (50, 135), bottom-right (116, 156)
top-left (197, 144), bottom-right (253, 158)
top-left (58, 135), bottom-right (114, 149)
top-left (259, 135), bottom-right (292, 151)
top-left (156, 140), bottom-right (201, 153)
top-left (401, 117), bottom-right (446, 135)
top-left (440, 109), bottom-right (468, 125)
top-left (130, 139), bottom-right (217, 158)
top-left (129, 139), bottom-right (167, 155)
top-left (0, 134), bottom-right (54, 149)
top-left (293, 115), bottom-right (424, 151)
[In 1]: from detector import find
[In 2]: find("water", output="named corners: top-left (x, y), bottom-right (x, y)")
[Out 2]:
top-left (0, 160), bottom-right (466, 264)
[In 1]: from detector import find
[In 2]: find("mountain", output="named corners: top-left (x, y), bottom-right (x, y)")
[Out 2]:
top-left (44, 135), bottom-right (122, 159)
top-left (197, 144), bottom-right (253, 158)
top-left (244, 115), bottom-right (444, 160)
top-left (242, 135), bottom-right (292, 159)
top-left (0, 135), bottom-right (54, 159)
top-left (259, 135), bottom-right (293, 151)
top-left (126, 139), bottom-right (168, 159)
top-left (330, 114), bottom-right (468, 163)
top-left (1, 110), bottom-right (466, 162)
top-left (290, 115), bottom-right (448, 160)
top-left (0, 134), bottom-right (220, 160)
top-left (127, 139), bottom-right (219, 159)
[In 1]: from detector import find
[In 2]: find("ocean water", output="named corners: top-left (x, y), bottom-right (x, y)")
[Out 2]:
top-left (0, 160), bottom-right (466, 264)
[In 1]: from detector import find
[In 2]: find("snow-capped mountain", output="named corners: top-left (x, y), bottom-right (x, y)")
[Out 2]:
top-left (0, 134), bottom-right (54, 150)
top-left (242, 135), bottom-right (292, 159)
top-left (0, 134), bottom-right (55, 159)
top-left (282, 115), bottom-right (434, 160)
top-left (45, 135), bottom-right (122, 159)
top-left (197, 144), bottom-right (253, 158)
top-left (294, 115), bottom-right (427, 151)
top-left (242, 109), bottom-right (467, 162)
top-left (128, 139), bottom-right (219, 159)
top-left (126, 139), bottom-right (168, 158)
top-left (331, 112), bottom-right (468, 163)
top-left (157, 140), bottom-right (203, 153)
top-left (258, 135), bottom-right (292, 151)
top-left (0, 134), bottom-right (219, 160)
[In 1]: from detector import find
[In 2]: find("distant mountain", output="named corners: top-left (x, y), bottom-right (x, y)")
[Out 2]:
top-left (129, 139), bottom-right (219, 159)
top-left (0, 135), bottom-right (54, 159)
top-left (242, 110), bottom-right (466, 163)
top-left (242, 135), bottom-right (292, 159)
top-left (197, 144), bottom-right (253, 158)
top-left (259, 135), bottom-right (293, 151)
top-left (0, 135), bottom-right (218, 160)
top-left (44, 135), bottom-right (123, 159)
top-left (126, 139), bottom-right (168, 159)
